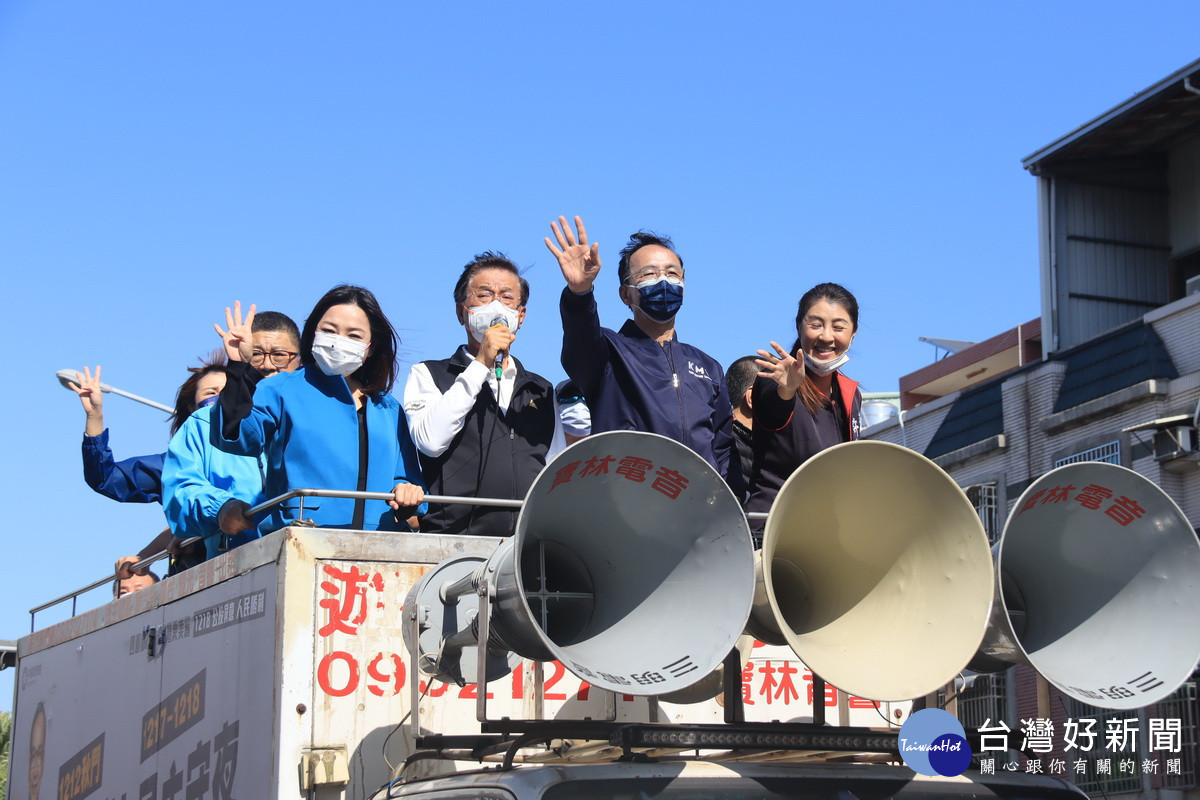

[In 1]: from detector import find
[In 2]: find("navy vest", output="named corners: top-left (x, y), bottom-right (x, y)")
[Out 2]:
top-left (418, 351), bottom-right (556, 537)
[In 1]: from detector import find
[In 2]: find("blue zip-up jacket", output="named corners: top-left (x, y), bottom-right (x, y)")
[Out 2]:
top-left (560, 287), bottom-right (744, 495)
top-left (81, 429), bottom-right (164, 504)
top-left (216, 363), bottom-right (426, 535)
top-left (162, 404), bottom-right (266, 560)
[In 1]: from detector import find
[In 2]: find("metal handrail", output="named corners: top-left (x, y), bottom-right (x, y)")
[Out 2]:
top-left (28, 547), bottom-right (186, 622)
top-left (243, 487), bottom-right (524, 519)
top-left (29, 489), bottom-right (525, 626)
top-left (30, 488), bottom-right (766, 629)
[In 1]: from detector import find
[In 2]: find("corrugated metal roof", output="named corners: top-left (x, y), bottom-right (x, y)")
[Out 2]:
top-left (1051, 319), bottom-right (1177, 413)
top-left (1023, 57), bottom-right (1200, 172)
top-left (923, 379), bottom-right (1005, 460)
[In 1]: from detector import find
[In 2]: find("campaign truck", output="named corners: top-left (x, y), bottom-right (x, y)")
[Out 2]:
top-left (4, 523), bottom-right (1091, 800)
top-left (13, 428), bottom-right (1189, 800)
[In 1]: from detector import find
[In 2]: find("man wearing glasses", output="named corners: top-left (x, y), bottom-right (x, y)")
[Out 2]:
top-left (546, 216), bottom-right (743, 495)
top-left (160, 307), bottom-right (302, 561)
top-left (404, 252), bottom-right (565, 536)
top-left (242, 310), bottom-right (302, 378)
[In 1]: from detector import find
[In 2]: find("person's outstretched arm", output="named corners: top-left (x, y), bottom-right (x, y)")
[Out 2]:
top-left (547, 215), bottom-right (608, 399)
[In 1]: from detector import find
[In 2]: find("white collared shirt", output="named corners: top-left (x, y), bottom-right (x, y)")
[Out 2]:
top-left (403, 347), bottom-right (566, 459)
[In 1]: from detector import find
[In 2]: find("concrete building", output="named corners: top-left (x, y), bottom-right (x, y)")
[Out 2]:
top-left (865, 58), bottom-right (1200, 798)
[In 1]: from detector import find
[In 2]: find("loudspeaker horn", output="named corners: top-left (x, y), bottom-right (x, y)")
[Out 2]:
top-left (970, 461), bottom-right (1200, 709)
top-left (405, 430), bottom-right (756, 696)
top-left (755, 440), bottom-right (996, 701)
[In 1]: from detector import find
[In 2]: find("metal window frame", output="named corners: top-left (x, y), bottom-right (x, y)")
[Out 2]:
top-left (954, 672), bottom-right (1009, 731)
top-left (964, 479), bottom-right (1003, 545)
top-left (1153, 678), bottom-right (1198, 789)
top-left (1054, 439), bottom-right (1123, 468)
top-left (1062, 697), bottom-right (1145, 795)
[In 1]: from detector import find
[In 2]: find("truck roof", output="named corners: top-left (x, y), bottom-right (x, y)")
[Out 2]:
top-left (381, 761), bottom-right (1090, 800)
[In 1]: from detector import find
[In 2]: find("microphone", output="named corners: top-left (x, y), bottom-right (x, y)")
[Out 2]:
top-left (488, 316), bottom-right (509, 379)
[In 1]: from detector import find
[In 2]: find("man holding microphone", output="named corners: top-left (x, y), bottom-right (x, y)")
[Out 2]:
top-left (404, 251), bottom-right (565, 536)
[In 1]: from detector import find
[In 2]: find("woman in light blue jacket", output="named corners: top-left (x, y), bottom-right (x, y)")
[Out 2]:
top-left (215, 285), bottom-right (425, 537)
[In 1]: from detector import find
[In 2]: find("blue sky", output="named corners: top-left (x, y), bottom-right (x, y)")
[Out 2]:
top-left (2, 2), bottom-right (1198, 709)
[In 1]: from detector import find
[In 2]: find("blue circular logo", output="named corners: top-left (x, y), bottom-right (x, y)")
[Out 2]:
top-left (898, 709), bottom-right (972, 776)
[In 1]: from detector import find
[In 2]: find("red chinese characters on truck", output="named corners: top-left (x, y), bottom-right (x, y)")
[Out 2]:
top-left (314, 564), bottom-right (881, 711)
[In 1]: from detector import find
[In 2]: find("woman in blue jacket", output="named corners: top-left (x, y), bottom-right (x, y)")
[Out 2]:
top-left (215, 286), bottom-right (425, 537)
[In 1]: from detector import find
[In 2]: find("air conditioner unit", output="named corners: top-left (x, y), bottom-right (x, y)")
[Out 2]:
top-left (1154, 426), bottom-right (1198, 461)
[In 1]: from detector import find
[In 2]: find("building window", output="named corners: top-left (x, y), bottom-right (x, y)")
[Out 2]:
top-left (1155, 677), bottom-right (1198, 788)
top-left (965, 482), bottom-right (1001, 544)
top-left (1055, 440), bottom-right (1121, 467)
top-left (940, 672), bottom-right (1007, 731)
top-left (1063, 697), bottom-right (1144, 795)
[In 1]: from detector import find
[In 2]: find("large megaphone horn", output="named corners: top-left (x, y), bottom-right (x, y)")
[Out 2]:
top-left (404, 430), bottom-right (756, 696)
top-left (748, 440), bottom-right (996, 701)
top-left (970, 461), bottom-right (1200, 709)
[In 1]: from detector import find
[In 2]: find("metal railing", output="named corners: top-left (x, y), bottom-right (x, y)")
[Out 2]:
top-left (31, 488), bottom-right (635, 630)
top-left (30, 487), bottom-right (769, 631)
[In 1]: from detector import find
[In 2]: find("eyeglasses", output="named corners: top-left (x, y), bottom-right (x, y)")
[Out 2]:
top-left (627, 266), bottom-right (684, 284)
top-left (250, 350), bottom-right (299, 368)
top-left (466, 289), bottom-right (522, 308)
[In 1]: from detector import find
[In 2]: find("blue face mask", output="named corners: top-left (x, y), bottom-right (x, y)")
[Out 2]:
top-left (196, 395), bottom-right (220, 409)
top-left (635, 276), bottom-right (684, 323)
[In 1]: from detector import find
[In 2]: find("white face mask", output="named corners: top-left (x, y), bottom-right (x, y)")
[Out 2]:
top-left (803, 350), bottom-right (850, 376)
top-left (311, 331), bottom-right (368, 377)
top-left (558, 399), bottom-right (591, 438)
top-left (465, 300), bottom-right (521, 343)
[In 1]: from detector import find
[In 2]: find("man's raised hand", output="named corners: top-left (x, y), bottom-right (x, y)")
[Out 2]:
top-left (214, 301), bottom-right (256, 363)
top-left (545, 215), bottom-right (601, 294)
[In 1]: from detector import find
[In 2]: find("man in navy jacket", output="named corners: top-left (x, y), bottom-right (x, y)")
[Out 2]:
top-left (545, 215), bottom-right (743, 496)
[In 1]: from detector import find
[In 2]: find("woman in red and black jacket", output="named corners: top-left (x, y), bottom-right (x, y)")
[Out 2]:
top-left (746, 283), bottom-right (863, 545)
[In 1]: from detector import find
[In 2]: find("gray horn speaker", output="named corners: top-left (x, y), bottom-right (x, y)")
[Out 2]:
top-left (405, 430), bottom-right (756, 696)
top-left (970, 461), bottom-right (1200, 709)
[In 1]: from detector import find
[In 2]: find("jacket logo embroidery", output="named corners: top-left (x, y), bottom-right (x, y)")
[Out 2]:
top-left (687, 361), bottom-right (712, 381)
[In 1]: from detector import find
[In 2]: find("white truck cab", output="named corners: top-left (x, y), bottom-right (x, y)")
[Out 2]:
top-left (380, 759), bottom-right (1090, 800)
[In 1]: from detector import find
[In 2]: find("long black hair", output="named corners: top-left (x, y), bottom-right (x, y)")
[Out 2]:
top-left (300, 285), bottom-right (399, 395)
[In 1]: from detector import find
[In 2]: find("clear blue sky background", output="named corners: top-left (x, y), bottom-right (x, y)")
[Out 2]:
top-left (2, 2), bottom-right (1197, 710)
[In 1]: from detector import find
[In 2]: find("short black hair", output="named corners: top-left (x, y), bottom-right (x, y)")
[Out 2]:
top-left (556, 379), bottom-right (584, 404)
top-left (725, 356), bottom-right (760, 405)
top-left (452, 251), bottom-right (530, 306)
top-left (617, 231), bottom-right (683, 285)
top-left (252, 310), bottom-right (300, 346)
top-left (113, 569), bottom-right (160, 599)
top-left (300, 285), bottom-right (399, 396)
